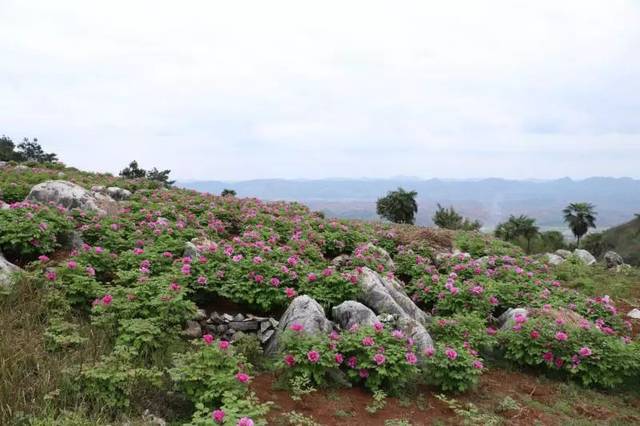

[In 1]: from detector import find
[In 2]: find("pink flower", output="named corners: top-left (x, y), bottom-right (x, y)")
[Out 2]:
top-left (270, 277), bottom-right (281, 287)
top-left (181, 264), bottom-right (191, 275)
top-left (579, 347), bottom-right (592, 357)
top-left (101, 294), bottom-right (113, 305)
top-left (530, 330), bottom-right (540, 339)
top-left (67, 260), bottom-right (77, 269)
top-left (169, 282), bottom-right (182, 292)
top-left (307, 273), bottom-right (317, 282)
top-left (284, 287), bottom-right (297, 298)
top-left (307, 350), bottom-right (320, 363)
top-left (445, 348), bottom-right (458, 360)
top-left (489, 295), bottom-right (499, 305)
top-left (219, 340), bottom-right (230, 350)
top-left (197, 275), bottom-right (207, 285)
top-left (514, 313), bottom-right (527, 324)
top-left (472, 360), bottom-right (484, 369)
top-left (38, 255), bottom-right (50, 263)
top-left (391, 330), bottom-right (405, 339)
top-left (543, 351), bottom-right (554, 363)
top-left (405, 352), bottom-right (418, 365)
top-left (237, 417), bottom-right (254, 426)
top-left (335, 353), bottom-right (344, 364)
top-left (86, 266), bottom-right (96, 277)
top-left (290, 323), bottom-right (304, 332)
top-left (361, 336), bottom-right (375, 347)
top-left (253, 256), bottom-right (263, 264)
top-left (555, 331), bottom-right (568, 341)
top-left (235, 372), bottom-right (250, 383)
top-left (347, 356), bottom-right (358, 368)
top-left (212, 409), bottom-right (225, 423)
top-left (284, 354), bottom-right (295, 366)
top-left (554, 358), bottom-right (564, 368)
top-left (359, 369), bottom-right (369, 378)
top-left (373, 322), bottom-right (384, 332)
top-left (133, 248), bottom-right (144, 255)
top-left (424, 347), bottom-right (435, 357)
top-left (322, 268), bottom-right (333, 277)
top-left (373, 353), bottom-right (386, 365)
top-left (202, 334), bottom-right (214, 345)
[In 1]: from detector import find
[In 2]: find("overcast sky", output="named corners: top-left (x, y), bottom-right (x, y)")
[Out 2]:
top-left (1, 1), bottom-right (639, 181)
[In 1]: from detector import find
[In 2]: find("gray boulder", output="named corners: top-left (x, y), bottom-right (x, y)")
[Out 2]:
top-left (332, 301), bottom-right (378, 330)
top-left (603, 251), bottom-right (624, 269)
top-left (0, 252), bottom-right (22, 289)
top-left (26, 180), bottom-right (115, 213)
top-left (265, 295), bottom-right (333, 354)
top-left (573, 249), bottom-right (596, 265)
top-left (106, 186), bottom-right (132, 201)
top-left (182, 320), bottom-right (202, 338)
top-left (555, 249), bottom-right (572, 259)
top-left (627, 309), bottom-right (640, 320)
top-left (357, 268), bottom-right (433, 351)
top-left (497, 308), bottom-right (529, 329)
top-left (545, 253), bottom-right (565, 266)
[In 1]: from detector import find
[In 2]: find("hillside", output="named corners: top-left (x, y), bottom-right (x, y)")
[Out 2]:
top-left (600, 216), bottom-right (640, 266)
top-left (181, 177), bottom-right (640, 229)
top-left (1, 163), bottom-right (639, 426)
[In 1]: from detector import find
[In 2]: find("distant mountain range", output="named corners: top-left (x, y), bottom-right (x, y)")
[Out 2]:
top-left (179, 177), bottom-right (640, 230)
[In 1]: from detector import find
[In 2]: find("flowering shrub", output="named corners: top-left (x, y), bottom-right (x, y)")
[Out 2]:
top-left (169, 338), bottom-right (253, 407)
top-left (278, 325), bottom-right (420, 393)
top-left (423, 342), bottom-right (484, 392)
top-left (498, 313), bottom-right (640, 388)
top-left (0, 202), bottom-right (73, 261)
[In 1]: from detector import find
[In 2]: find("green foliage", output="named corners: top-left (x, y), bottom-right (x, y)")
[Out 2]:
top-left (0, 202), bottom-right (73, 261)
top-left (454, 231), bottom-right (521, 257)
top-left (221, 189), bottom-right (237, 197)
top-left (435, 394), bottom-right (502, 425)
top-left (494, 215), bottom-right (539, 253)
top-left (423, 342), bottom-right (484, 393)
top-left (119, 160), bottom-right (174, 186)
top-left (376, 187), bottom-right (418, 224)
top-left (433, 204), bottom-right (481, 231)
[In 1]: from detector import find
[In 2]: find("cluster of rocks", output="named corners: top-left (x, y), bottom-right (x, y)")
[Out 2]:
top-left (0, 250), bottom-right (22, 290)
top-left (545, 248), bottom-right (628, 271)
top-left (184, 309), bottom-right (279, 344)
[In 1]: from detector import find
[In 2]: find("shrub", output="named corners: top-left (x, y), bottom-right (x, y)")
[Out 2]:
top-left (423, 342), bottom-right (484, 392)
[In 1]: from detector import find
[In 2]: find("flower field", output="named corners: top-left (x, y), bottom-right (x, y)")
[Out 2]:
top-left (1, 163), bottom-right (639, 425)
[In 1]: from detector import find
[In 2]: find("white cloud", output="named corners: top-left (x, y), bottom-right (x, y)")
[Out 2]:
top-left (1, 0), bottom-right (639, 180)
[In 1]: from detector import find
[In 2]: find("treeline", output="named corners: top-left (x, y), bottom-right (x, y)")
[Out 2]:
top-left (0, 136), bottom-right (57, 163)
top-left (376, 187), bottom-right (605, 255)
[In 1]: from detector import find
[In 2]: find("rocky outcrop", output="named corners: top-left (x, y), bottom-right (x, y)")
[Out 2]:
top-left (357, 243), bottom-right (395, 271)
top-left (265, 295), bottom-right (333, 354)
top-left (545, 253), bottom-right (565, 266)
top-left (573, 249), bottom-right (596, 265)
top-left (0, 251), bottom-right (22, 289)
top-left (357, 268), bottom-right (433, 351)
top-left (627, 309), bottom-right (640, 320)
top-left (106, 187), bottom-right (132, 201)
top-left (603, 251), bottom-right (624, 269)
top-left (26, 180), bottom-right (116, 213)
top-left (332, 301), bottom-right (378, 330)
top-left (555, 249), bottom-right (572, 259)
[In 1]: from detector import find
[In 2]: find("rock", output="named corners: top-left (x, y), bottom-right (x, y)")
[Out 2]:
top-left (64, 230), bottom-right (85, 250)
top-left (627, 309), bottom-right (640, 320)
top-left (222, 313), bottom-right (234, 322)
top-left (332, 301), bottom-right (378, 330)
top-left (497, 308), bottom-right (529, 329)
top-left (260, 329), bottom-right (275, 344)
top-left (603, 251), bottom-right (624, 269)
top-left (545, 253), bottom-right (565, 266)
top-left (0, 252), bottom-right (22, 289)
top-left (182, 320), bottom-right (202, 338)
top-left (357, 268), bottom-right (433, 351)
top-left (573, 249), bottom-right (596, 265)
top-left (265, 295), bottom-right (334, 354)
top-left (260, 320), bottom-right (272, 333)
top-left (142, 410), bottom-right (167, 426)
top-left (106, 186), bottom-right (132, 201)
top-left (555, 249), bottom-right (572, 259)
top-left (15, 164), bottom-right (28, 170)
top-left (0, 161), bottom-right (7, 168)
top-left (26, 180), bottom-right (116, 213)
top-left (233, 313), bottom-right (245, 321)
top-left (331, 254), bottom-right (351, 269)
top-left (91, 185), bottom-right (105, 193)
top-left (194, 308), bottom-right (207, 321)
top-left (183, 242), bottom-right (199, 259)
top-left (229, 320), bottom-right (259, 331)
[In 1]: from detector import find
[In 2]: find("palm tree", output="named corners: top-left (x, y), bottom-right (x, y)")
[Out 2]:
top-left (513, 215), bottom-right (539, 253)
top-left (563, 203), bottom-right (597, 247)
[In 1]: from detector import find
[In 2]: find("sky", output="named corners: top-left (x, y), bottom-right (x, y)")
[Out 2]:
top-left (1, 0), bottom-right (639, 181)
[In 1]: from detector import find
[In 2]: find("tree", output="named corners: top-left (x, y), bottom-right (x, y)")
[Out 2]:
top-left (563, 202), bottom-right (597, 247)
top-left (538, 230), bottom-right (566, 252)
top-left (376, 187), bottom-right (418, 224)
top-left (432, 203), bottom-right (481, 231)
top-left (147, 167), bottom-right (175, 186)
top-left (16, 138), bottom-right (57, 163)
top-left (119, 160), bottom-right (147, 179)
top-left (221, 189), bottom-right (237, 197)
top-left (0, 135), bottom-right (22, 161)
top-left (495, 214), bottom-right (539, 253)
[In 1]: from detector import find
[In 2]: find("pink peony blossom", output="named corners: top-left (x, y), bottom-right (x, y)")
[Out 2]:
top-left (445, 348), bottom-right (458, 360)
top-left (101, 294), bottom-right (113, 305)
top-left (373, 353), bottom-right (386, 365)
top-left (579, 347), bottom-right (592, 357)
top-left (335, 353), bottom-right (344, 364)
top-left (212, 409), bottom-right (225, 423)
top-left (235, 373), bottom-right (250, 383)
top-left (359, 369), bottom-right (369, 378)
top-left (202, 334), bottom-right (214, 345)
top-left (284, 354), bottom-right (295, 366)
top-left (237, 417), bottom-right (254, 426)
top-left (290, 323), bottom-right (304, 332)
top-left (405, 352), bottom-right (418, 365)
top-left (219, 340), bottom-right (230, 350)
top-left (307, 350), bottom-right (320, 363)
top-left (555, 331), bottom-right (568, 341)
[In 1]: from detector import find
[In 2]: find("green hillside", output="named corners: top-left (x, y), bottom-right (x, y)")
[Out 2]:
top-left (601, 215), bottom-right (640, 266)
